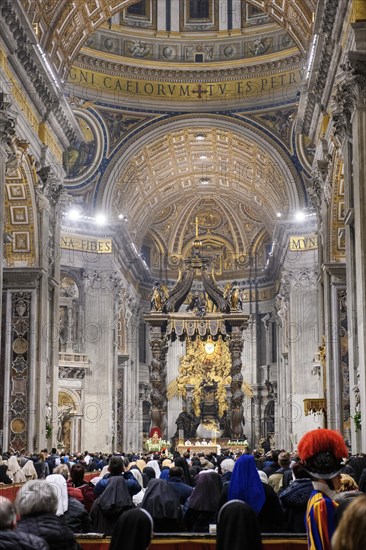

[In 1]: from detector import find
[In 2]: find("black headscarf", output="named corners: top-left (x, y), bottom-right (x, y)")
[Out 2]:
top-left (217, 500), bottom-right (263, 550)
top-left (0, 464), bottom-right (12, 484)
top-left (188, 471), bottom-right (222, 512)
top-left (174, 456), bottom-right (192, 486)
top-left (143, 466), bottom-right (156, 488)
top-left (141, 479), bottom-right (182, 519)
top-left (96, 475), bottom-right (133, 516)
top-left (109, 508), bottom-right (153, 550)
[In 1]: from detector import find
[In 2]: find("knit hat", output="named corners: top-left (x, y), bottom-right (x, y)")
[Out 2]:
top-left (297, 429), bottom-right (348, 480)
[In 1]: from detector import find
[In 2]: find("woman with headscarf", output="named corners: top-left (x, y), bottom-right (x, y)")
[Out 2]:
top-left (228, 453), bottom-right (285, 533)
top-left (0, 462), bottom-right (12, 484)
top-left (91, 475), bottom-right (134, 534)
top-left (7, 456), bottom-right (26, 484)
top-left (141, 478), bottom-right (184, 532)
top-left (110, 508), bottom-right (153, 550)
top-left (217, 500), bottom-right (263, 550)
top-left (22, 459), bottom-right (38, 481)
top-left (174, 456), bottom-right (192, 486)
top-left (146, 459), bottom-right (161, 479)
top-left (130, 468), bottom-right (146, 506)
top-left (143, 466), bottom-right (156, 488)
top-left (46, 473), bottom-right (69, 516)
top-left (185, 471), bottom-right (222, 532)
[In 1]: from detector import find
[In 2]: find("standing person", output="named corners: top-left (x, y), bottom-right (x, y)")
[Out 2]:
top-left (279, 462), bottom-right (313, 533)
top-left (184, 471), bottom-right (222, 532)
top-left (217, 500), bottom-right (262, 550)
top-left (110, 508), bottom-right (153, 550)
top-left (94, 456), bottom-right (140, 498)
top-left (141, 478), bottom-right (184, 532)
top-left (297, 428), bottom-right (348, 550)
top-left (7, 456), bottom-right (26, 484)
top-left (91, 476), bottom-right (134, 534)
top-left (34, 452), bottom-right (50, 479)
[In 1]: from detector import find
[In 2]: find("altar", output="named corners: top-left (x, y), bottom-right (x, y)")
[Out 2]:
top-left (177, 443), bottom-right (221, 455)
top-left (176, 438), bottom-right (221, 455)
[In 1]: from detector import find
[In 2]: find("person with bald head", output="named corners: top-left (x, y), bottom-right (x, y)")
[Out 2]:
top-left (0, 496), bottom-right (49, 549)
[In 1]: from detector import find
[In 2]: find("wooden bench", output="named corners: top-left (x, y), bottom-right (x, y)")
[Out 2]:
top-left (75, 534), bottom-right (307, 550)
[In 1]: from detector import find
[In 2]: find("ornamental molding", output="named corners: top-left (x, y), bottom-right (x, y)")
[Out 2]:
top-left (331, 54), bottom-right (366, 147)
top-left (74, 52), bottom-right (304, 83)
top-left (0, 1), bottom-right (77, 143)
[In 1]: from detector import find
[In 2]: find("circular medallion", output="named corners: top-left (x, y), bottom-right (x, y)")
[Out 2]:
top-left (12, 337), bottom-right (28, 355)
top-left (11, 418), bottom-right (26, 434)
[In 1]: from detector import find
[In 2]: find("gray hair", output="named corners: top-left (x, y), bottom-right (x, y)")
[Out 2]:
top-left (220, 458), bottom-right (235, 473)
top-left (0, 497), bottom-right (16, 530)
top-left (53, 464), bottom-right (69, 480)
top-left (15, 480), bottom-right (58, 516)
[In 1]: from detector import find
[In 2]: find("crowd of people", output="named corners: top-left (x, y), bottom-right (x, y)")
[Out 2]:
top-left (1, 430), bottom-right (366, 549)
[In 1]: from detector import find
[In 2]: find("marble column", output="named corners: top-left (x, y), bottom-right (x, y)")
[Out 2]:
top-left (149, 326), bottom-right (168, 437)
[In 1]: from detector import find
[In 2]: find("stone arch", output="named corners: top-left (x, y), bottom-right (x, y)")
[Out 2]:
top-left (21, 0), bottom-right (315, 79)
top-left (99, 114), bottom-right (305, 228)
top-left (57, 389), bottom-right (81, 452)
top-left (4, 150), bottom-right (39, 267)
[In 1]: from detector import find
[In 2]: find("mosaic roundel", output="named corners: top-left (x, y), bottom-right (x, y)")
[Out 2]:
top-left (11, 418), bottom-right (26, 434)
top-left (63, 110), bottom-right (104, 185)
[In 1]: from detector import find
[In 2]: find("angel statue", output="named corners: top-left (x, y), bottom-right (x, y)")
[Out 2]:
top-left (149, 282), bottom-right (163, 311)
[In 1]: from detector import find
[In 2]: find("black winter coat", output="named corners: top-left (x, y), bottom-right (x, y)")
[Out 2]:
top-left (279, 478), bottom-right (314, 533)
top-left (0, 529), bottom-right (49, 550)
top-left (64, 497), bottom-right (92, 533)
top-left (17, 513), bottom-right (79, 550)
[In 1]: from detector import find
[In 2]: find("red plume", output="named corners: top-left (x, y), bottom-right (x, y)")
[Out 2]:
top-left (298, 429), bottom-right (348, 461)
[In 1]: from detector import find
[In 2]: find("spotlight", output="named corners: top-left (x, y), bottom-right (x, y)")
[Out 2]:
top-left (68, 209), bottom-right (80, 221)
top-left (276, 212), bottom-right (282, 218)
top-left (195, 133), bottom-right (206, 141)
top-left (199, 178), bottom-right (211, 185)
top-left (95, 213), bottom-right (106, 225)
top-left (199, 155), bottom-right (207, 160)
top-left (295, 210), bottom-right (306, 222)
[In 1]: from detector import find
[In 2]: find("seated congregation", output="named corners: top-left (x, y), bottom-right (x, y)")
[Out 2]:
top-left (1, 429), bottom-right (366, 549)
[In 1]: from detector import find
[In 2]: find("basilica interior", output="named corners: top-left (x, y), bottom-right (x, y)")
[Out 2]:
top-left (0, 0), bottom-right (365, 456)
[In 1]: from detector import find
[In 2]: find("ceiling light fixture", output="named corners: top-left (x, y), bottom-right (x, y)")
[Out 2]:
top-left (199, 155), bottom-right (207, 160)
top-left (68, 209), bottom-right (80, 221)
top-left (199, 177), bottom-right (211, 185)
top-left (195, 133), bottom-right (206, 141)
top-left (95, 213), bottom-right (107, 225)
top-left (294, 210), bottom-right (306, 222)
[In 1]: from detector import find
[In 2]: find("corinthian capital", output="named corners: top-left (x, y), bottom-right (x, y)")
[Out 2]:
top-left (0, 93), bottom-right (16, 145)
top-left (332, 55), bottom-right (366, 146)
